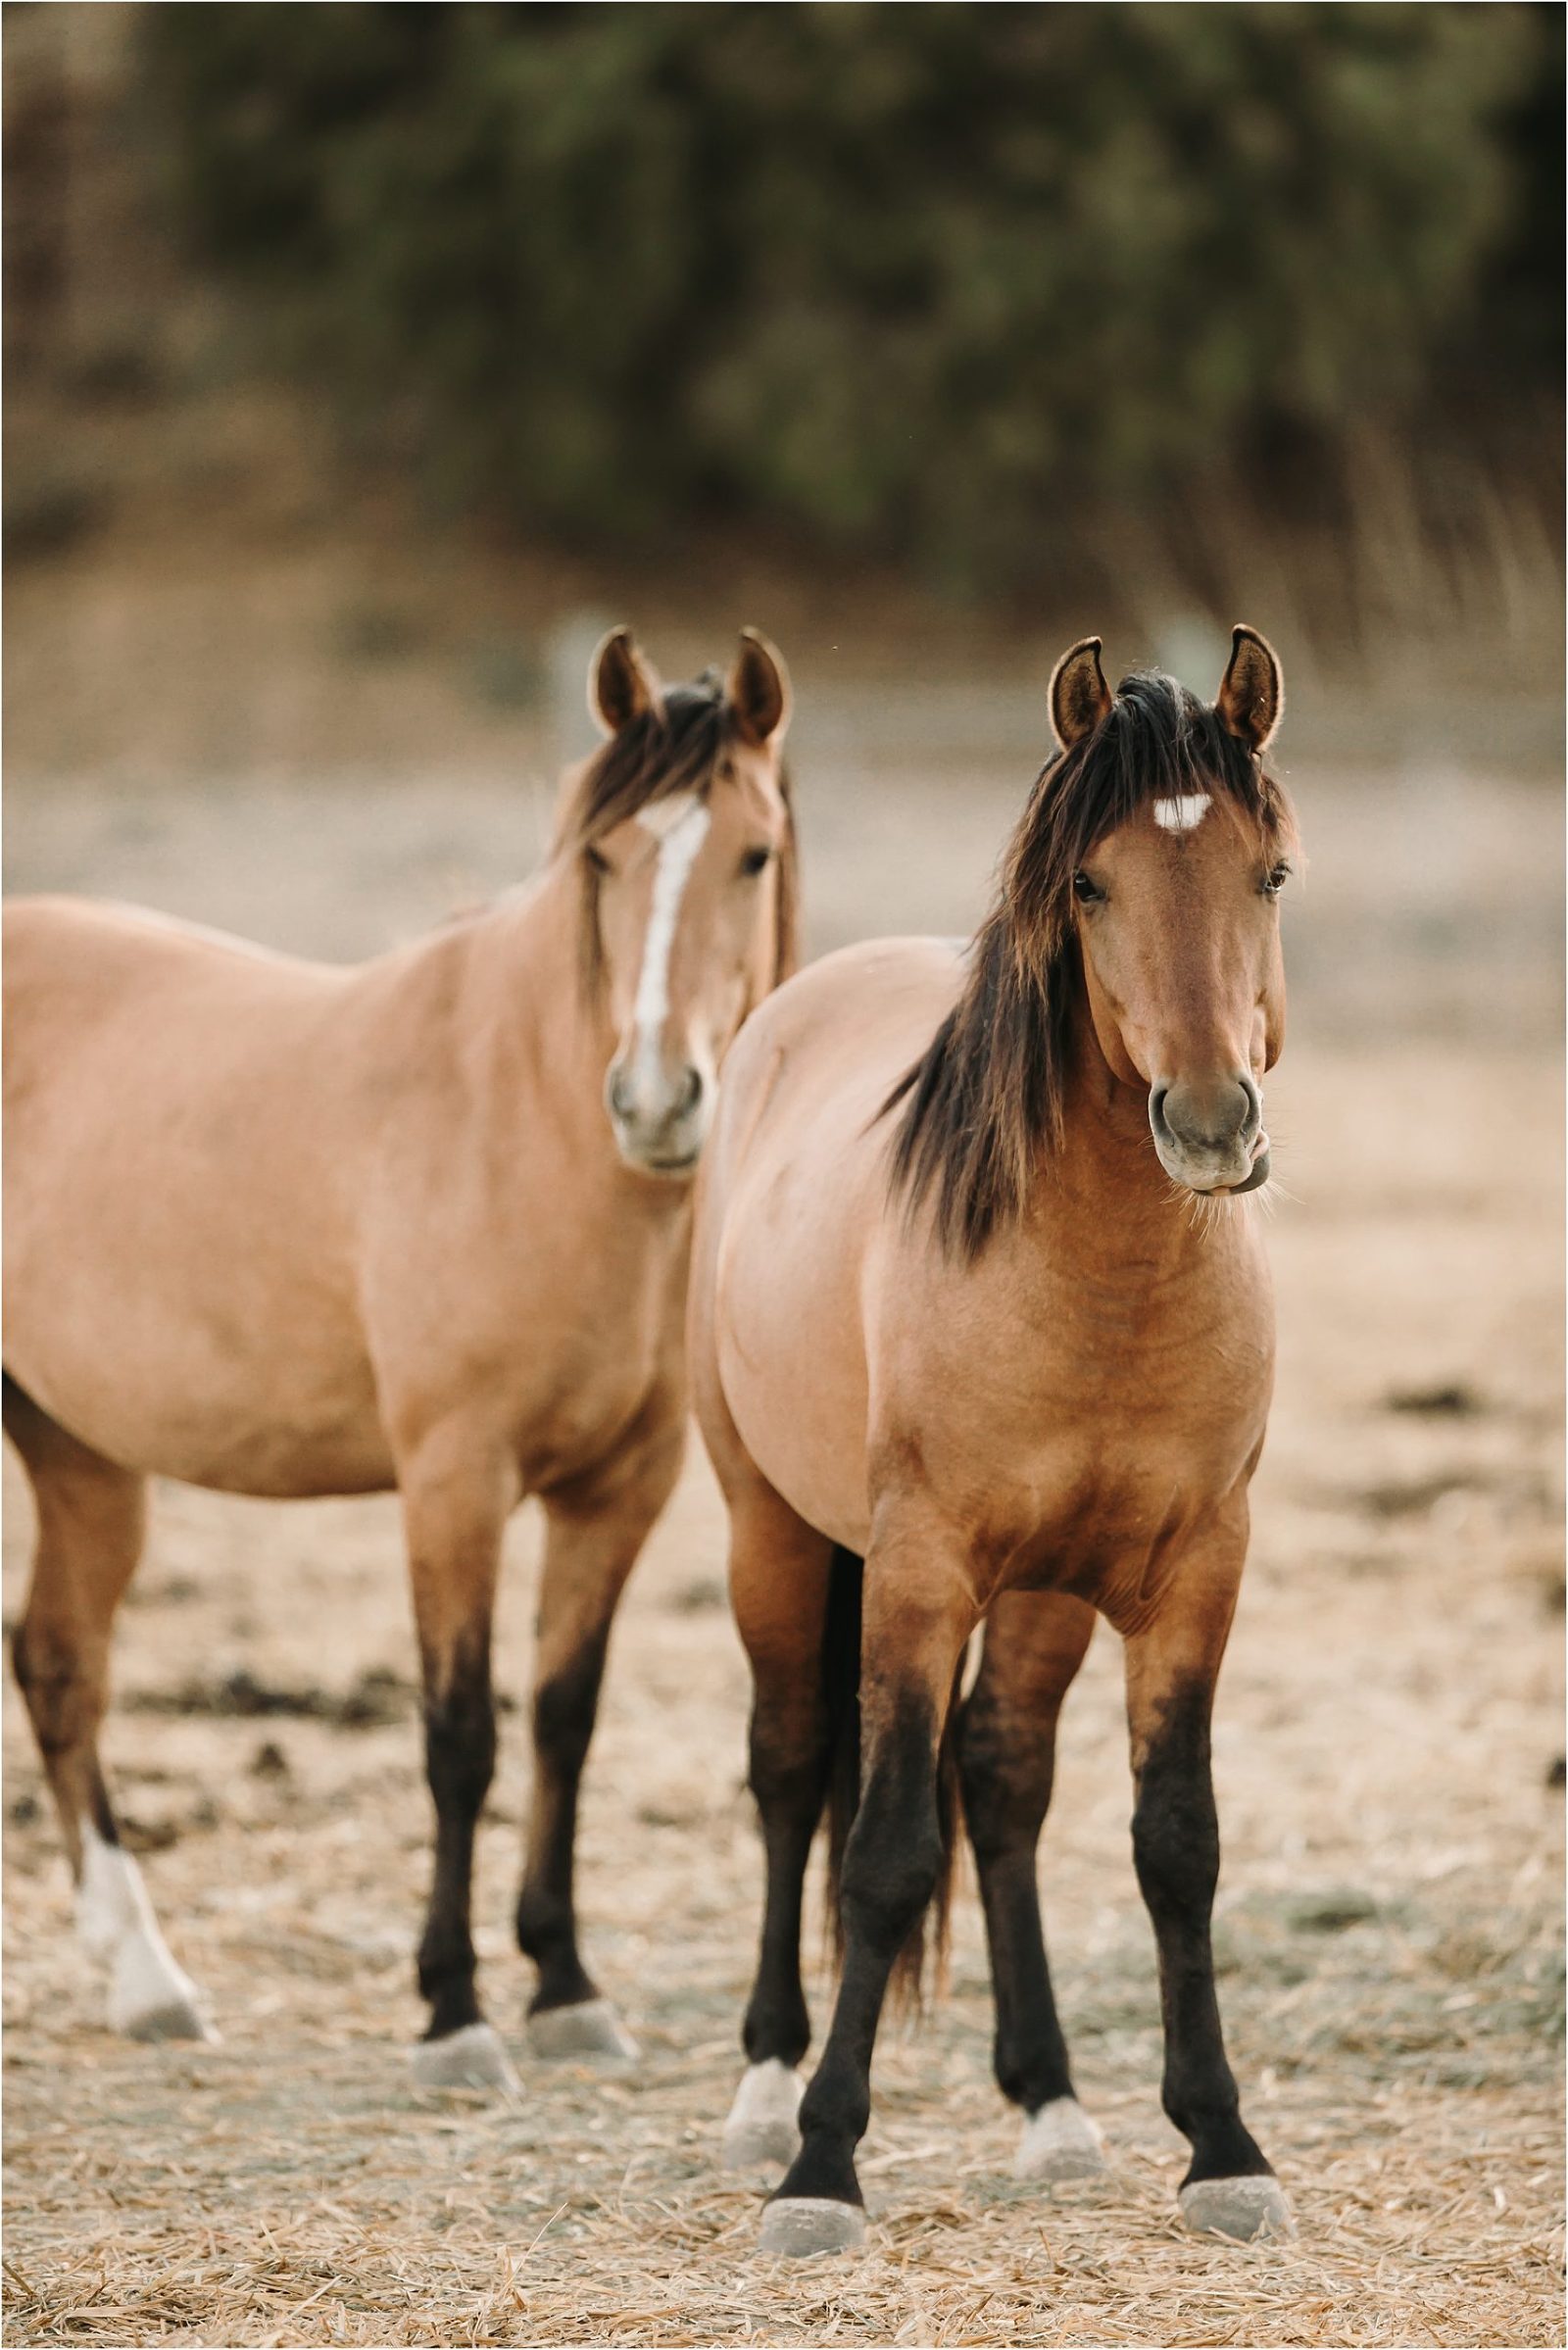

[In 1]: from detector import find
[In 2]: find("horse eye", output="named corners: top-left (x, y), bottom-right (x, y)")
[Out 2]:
top-left (1262, 862), bottom-right (1291, 896)
top-left (1071, 870), bottom-right (1102, 904)
top-left (583, 844), bottom-right (611, 879)
top-left (739, 845), bottom-right (773, 879)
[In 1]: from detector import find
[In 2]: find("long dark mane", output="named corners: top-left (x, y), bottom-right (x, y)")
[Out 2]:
top-left (884, 670), bottom-right (1293, 1259)
top-left (559, 673), bottom-right (800, 995)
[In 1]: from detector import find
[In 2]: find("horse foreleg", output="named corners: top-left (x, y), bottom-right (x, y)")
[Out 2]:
top-left (514, 1414), bottom-right (683, 2062)
top-left (959, 1590), bottom-right (1104, 2181)
top-left (761, 1544), bottom-right (978, 2255)
top-left (5, 1379), bottom-right (210, 2043)
top-left (1123, 1537), bottom-right (1293, 2241)
top-left (400, 1431), bottom-right (517, 2094)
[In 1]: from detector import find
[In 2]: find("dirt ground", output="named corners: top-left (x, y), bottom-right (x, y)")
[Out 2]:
top-left (2, 726), bottom-right (1563, 2345)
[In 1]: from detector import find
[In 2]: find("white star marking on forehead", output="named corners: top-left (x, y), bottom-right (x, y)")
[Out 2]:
top-left (1152, 794), bottom-right (1211, 833)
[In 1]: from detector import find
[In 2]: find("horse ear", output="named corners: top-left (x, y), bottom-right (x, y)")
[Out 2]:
top-left (1049, 636), bottom-right (1112, 750)
top-left (588, 626), bottom-right (662, 736)
top-left (725, 627), bottom-right (791, 749)
top-left (1216, 624), bottom-right (1283, 752)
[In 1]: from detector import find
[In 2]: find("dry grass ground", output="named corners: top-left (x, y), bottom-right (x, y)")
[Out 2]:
top-left (3, 730), bottom-right (1562, 2345)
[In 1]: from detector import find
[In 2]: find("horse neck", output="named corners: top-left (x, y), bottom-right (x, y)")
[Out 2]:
top-left (462, 861), bottom-right (681, 1218)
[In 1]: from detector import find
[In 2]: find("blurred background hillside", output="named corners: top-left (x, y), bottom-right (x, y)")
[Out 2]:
top-left (4, 0), bottom-right (1563, 1023)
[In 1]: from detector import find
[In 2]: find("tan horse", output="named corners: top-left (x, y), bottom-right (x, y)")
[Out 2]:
top-left (5, 626), bottom-right (796, 2091)
top-left (691, 629), bottom-right (1298, 2253)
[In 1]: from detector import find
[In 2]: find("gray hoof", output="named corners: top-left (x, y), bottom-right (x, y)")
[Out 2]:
top-left (526, 1997), bottom-right (638, 2062)
top-left (410, 2022), bottom-right (520, 2097)
top-left (1180, 2176), bottom-right (1295, 2242)
top-left (1013, 2096), bottom-right (1106, 2182)
top-left (722, 2060), bottom-right (805, 2171)
top-left (759, 2196), bottom-right (868, 2258)
top-left (122, 1997), bottom-right (218, 2046)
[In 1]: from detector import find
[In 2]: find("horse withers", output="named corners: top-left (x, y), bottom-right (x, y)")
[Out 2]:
top-left (4, 626), bottom-right (797, 2092)
top-left (690, 628), bottom-right (1298, 2252)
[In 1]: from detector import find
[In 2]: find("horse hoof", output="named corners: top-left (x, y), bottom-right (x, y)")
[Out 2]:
top-left (1013, 2096), bottom-right (1105, 2182)
top-left (411, 2022), bottom-right (520, 2097)
top-left (108, 1934), bottom-right (214, 2042)
top-left (759, 2196), bottom-right (867, 2258)
top-left (526, 1997), bottom-right (638, 2062)
top-left (722, 2059), bottom-right (805, 2170)
top-left (1180, 2176), bottom-right (1295, 2242)
top-left (120, 1994), bottom-right (217, 2045)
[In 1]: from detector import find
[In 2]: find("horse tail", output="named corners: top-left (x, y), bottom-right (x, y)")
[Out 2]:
top-left (821, 1544), bottom-right (960, 2016)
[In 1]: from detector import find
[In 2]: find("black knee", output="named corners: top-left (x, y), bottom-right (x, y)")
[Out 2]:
top-left (424, 1656), bottom-right (496, 1817)
top-left (840, 1708), bottom-right (943, 1959)
top-left (533, 1642), bottom-right (607, 1787)
top-left (1131, 1754), bottom-right (1219, 1931)
top-left (749, 1707), bottom-right (828, 1821)
top-left (957, 1692), bottom-right (1055, 1863)
top-left (11, 1620), bottom-right (84, 1759)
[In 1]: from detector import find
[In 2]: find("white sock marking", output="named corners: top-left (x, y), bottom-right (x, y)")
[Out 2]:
top-left (630, 794), bottom-right (710, 1083)
top-left (77, 1820), bottom-right (202, 2034)
top-left (1153, 793), bottom-right (1210, 833)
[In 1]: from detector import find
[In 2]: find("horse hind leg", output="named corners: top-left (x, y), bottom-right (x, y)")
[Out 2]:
top-left (721, 1501), bottom-right (839, 2173)
top-left (4, 1377), bottom-right (212, 2041)
top-left (958, 1590), bottom-right (1105, 2182)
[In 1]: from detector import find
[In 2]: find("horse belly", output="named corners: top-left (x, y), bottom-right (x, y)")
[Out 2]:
top-left (5, 1238), bottom-right (391, 1496)
top-left (714, 1157), bottom-right (875, 1554)
top-left (5, 1025), bottom-right (390, 1496)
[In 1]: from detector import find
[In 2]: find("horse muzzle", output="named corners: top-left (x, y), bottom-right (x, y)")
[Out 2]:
top-left (605, 1056), bottom-right (711, 1179)
top-left (1149, 1074), bottom-right (1269, 1196)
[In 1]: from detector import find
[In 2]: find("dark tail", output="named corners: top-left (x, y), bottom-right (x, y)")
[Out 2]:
top-left (820, 1544), bottom-right (960, 2016)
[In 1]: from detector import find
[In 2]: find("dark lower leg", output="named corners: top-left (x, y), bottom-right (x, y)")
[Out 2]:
top-left (778, 1693), bottom-right (945, 2209)
top-left (417, 1637), bottom-right (497, 2039)
top-left (961, 1705), bottom-right (1073, 2112)
top-left (1131, 1681), bottom-right (1270, 2183)
top-left (514, 1632), bottom-right (608, 2014)
top-left (959, 1594), bottom-right (1094, 2114)
top-left (741, 1696), bottom-right (830, 2069)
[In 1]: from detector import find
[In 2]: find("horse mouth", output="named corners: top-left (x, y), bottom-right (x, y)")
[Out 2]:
top-left (1216, 1136), bottom-right (1271, 1196)
top-left (620, 1141), bottom-right (703, 1178)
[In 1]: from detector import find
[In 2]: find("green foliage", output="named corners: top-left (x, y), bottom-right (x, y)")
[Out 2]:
top-left (140, 1), bottom-right (1556, 587)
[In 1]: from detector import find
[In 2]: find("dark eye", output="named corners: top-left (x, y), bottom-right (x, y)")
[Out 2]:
top-left (1262, 861), bottom-right (1291, 897)
top-left (739, 845), bottom-right (773, 878)
top-left (1072, 869), bottom-right (1103, 904)
top-left (583, 844), bottom-right (611, 879)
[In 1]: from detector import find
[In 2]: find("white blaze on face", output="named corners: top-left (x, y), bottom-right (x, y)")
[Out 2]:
top-left (630, 793), bottom-right (710, 1081)
top-left (1152, 793), bottom-right (1211, 834)
top-left (77, 1819), bottom-right (206, 2037)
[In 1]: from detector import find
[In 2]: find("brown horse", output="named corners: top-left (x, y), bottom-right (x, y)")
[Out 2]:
top-left (4, 626), bottom-right (796, 2091)
top-left (690, 629), bottom-right (1298, 2253)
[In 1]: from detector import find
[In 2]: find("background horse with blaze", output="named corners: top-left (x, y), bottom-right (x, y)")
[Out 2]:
top-left (4, 625), bottom-right (797, 2091)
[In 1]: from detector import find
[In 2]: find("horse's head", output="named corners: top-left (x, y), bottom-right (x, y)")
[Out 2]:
top-left (1050, 628), bottom-right (1294, 1197)
top-left (569, 626), bottom-right (796, 1178)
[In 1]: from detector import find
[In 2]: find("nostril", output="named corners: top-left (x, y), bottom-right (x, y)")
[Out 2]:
top-left (676, 1065), bottom-right (703, 1118)
top-left (1149, 1083), bottom-right (1170, 1137)
top-left (609, 1066), bottom-right (634, 1120)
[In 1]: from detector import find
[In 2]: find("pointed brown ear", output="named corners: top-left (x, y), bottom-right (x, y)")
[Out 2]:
top-left (588, 626), bottom-right (662, 736)
top-left (1216, 624), bottom-right (1283, 752)
top-left (725, 627), bottom-right (791, 749)
top-left (1049, 636), bottom-right (1112, 750)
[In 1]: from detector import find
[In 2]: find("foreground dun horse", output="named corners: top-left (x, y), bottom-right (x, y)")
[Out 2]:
top-left (692, 629), bottom-right (1298, 2254)
top-left (5, 626), bottom-right (796, 2090)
